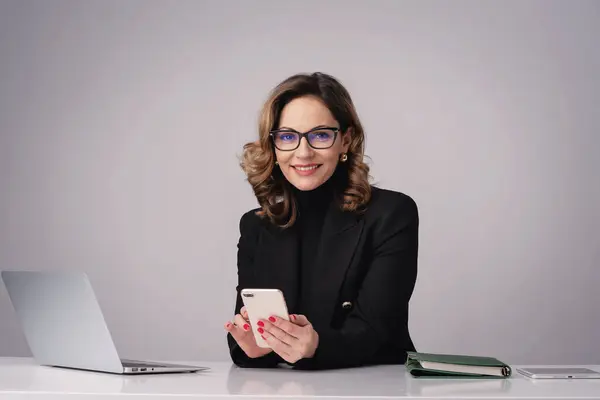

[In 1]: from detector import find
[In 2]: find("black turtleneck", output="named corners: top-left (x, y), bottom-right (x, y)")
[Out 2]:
top-left (291, 171), bottom-right (341, 315)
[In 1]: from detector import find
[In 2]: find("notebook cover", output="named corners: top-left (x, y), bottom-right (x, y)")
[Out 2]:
top-left (406, 352), bottom-right (512, 378)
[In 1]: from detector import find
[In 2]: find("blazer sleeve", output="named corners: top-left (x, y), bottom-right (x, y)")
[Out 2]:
top-left (227, 210), bottom-right (282, 368)
top-left (294, 194), bottom-right (419, 370)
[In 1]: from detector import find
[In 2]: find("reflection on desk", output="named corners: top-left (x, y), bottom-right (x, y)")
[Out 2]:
top-left (405, 376), bottom-right (512, 396)
top-left (226, 363), bottom-right (405, 397)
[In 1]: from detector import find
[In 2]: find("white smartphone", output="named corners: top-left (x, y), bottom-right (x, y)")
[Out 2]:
top-left (240, 288), bottom-right (290, 348)
top-left (517, 367), bottom-right (600, 379)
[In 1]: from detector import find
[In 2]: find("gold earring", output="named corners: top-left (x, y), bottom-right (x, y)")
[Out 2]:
top-left (340, 153), bottom-right (348, 162)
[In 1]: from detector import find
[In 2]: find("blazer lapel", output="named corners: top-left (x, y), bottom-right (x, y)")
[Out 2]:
top-left (308, 202), bottom-right (364, 324)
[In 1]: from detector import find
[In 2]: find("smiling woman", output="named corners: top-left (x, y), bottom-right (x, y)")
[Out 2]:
top-left (224, 72), bottom-right (419, 370)
top-left (238, 72), bottom-right (372, 228)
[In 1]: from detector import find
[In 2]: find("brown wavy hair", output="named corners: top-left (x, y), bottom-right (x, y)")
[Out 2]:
top-left (240, 72), bottom-right (371, 228)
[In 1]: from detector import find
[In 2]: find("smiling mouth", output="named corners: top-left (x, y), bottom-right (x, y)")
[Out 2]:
top-left (292, 164), bottom-right (321, 171)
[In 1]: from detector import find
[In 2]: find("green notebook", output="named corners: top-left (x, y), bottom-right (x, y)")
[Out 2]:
top-left (406, 352), bottom-right (512, 378)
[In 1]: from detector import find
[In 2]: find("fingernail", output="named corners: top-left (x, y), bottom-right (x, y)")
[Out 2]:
top-left (225, 322), bottom-right (231, 328)
top-left (261, 335), bottom-right (267, 340)
top-left (243, 324), bottom-right (250, 331)
top-left (269, 316), bottom-right (276, 322)
top-left (257, 327), bottom-right (264, 334)
top-left (257, 321), bottom-right (264, 327)
top-left (291, 314), bottom-right (296, 321)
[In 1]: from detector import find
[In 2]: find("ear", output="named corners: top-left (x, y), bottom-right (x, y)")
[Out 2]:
top-left (341, 128), bottom-right (352, 152)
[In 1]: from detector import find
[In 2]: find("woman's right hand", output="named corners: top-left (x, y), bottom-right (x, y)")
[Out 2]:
top-left (225, 306), bottom-right (273, 359)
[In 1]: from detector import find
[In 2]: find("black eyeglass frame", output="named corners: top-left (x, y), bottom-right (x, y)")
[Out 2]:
top-left (269, 126), bottom-right (341, 151)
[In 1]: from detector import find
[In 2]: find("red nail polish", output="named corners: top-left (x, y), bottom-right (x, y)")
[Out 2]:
top-left (291, 315), bottom-right (296, 321)
top-left (257, 321), bottom-right (264, 327)
top-left (269, 316), bottom-right (276, 322)
top-left (261, 335), bottom-right (267, 340)
top-left (243, 324), bottom-right (250, 331)
top-left (257, 327), bottom-right (264, 334)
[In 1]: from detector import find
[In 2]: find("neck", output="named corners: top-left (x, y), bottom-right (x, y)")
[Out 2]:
top-left (291, 168), bottom-right (345, 212)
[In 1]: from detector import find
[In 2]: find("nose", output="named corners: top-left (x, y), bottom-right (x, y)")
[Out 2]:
top-left (295, 137), bottom-right (314, 159)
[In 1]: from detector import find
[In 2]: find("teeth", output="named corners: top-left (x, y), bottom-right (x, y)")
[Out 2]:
top-left (296, 165), bottom-right (318, 171)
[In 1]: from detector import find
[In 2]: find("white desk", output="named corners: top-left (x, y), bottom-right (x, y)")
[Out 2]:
top-left (1, 358), bottom-right (599, 399)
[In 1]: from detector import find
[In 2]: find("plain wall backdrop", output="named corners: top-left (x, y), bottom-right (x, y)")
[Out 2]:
top-left (1, 0), bottom-right (599, 365)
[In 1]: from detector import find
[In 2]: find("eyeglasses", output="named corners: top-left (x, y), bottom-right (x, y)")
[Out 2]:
top-left (269, 126), bottom-right (340, 151)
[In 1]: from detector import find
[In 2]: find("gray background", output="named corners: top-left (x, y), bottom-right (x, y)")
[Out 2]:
top-left (1, 0), bottom-right (599, 365)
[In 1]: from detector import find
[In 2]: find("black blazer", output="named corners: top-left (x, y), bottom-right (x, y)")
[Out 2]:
top-left (227, 186), bottom-right (419, 369)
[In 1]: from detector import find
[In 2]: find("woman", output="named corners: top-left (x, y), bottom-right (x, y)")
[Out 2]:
top-left (224, 72), bottom-right (418, 370)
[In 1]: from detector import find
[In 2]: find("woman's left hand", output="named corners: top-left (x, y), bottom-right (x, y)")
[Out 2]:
top-left (257, 314), bottom-right (319, 364)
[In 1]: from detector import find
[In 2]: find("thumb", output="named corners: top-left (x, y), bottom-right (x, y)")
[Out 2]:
top-left (290, 314), bottom-right (311, 327)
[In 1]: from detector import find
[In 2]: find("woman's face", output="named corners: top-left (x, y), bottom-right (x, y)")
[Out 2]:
top-left (273, 96), bottom-right (350, 191)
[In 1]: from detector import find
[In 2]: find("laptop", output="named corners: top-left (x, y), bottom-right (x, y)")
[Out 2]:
top-left (1, 270), bottom-right (208, 375)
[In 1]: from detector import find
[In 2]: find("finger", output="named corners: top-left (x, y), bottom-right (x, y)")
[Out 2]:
top-left (240, 306), bottom-right (249, 320)
top-left (260, 319), bottom-right (297, 346)
top-left (261, 330), bottom-right (291, 359)
top-left (226, 320), bottom-right (248, 343)
top-left (267, 315), bottom-right (302, 338)
top-left (289, 314), bottom-right (311, 327)
top-left (234, 314), bottom-right (251, 332)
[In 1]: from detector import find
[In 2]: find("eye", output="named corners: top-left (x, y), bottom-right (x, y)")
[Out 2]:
top-left (311, 131), bottom-right (334, 141)
top-left (274, 132), bottom-right (298, 142)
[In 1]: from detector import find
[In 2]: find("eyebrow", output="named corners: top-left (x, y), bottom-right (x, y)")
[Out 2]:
top-left (276, 125), bottom-right (333, 131)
